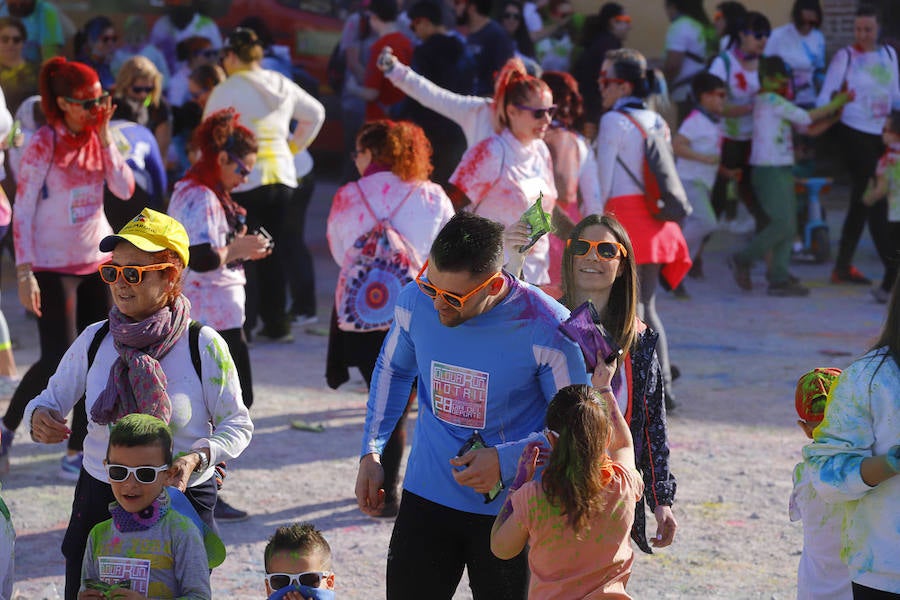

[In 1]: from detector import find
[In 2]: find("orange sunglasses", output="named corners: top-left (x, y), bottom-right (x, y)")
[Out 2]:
top-left (415, 259), bottom-right (501, 311)
top-left (98, 262), bottom-right (174, 285)
top-left (566, 239), bottom-right (627, 260)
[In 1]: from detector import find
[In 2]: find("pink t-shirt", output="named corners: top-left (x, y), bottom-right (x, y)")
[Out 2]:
top-left (510, 461), bottom-right (643, 600)
top-left (449, 128), bottom-right (557, 285)
top-left (167, 180), bottom-right (246, 331)
top-left (13, 123), bottom-right (134, 273)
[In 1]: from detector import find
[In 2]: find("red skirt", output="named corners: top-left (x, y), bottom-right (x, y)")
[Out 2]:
top-left (605, 194), bottom-right (692, 288)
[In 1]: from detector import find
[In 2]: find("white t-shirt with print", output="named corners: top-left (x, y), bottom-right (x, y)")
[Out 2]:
top-left (167, 180), bottom-right (247, 331)
top-left (817, 45), bottom-right (900, 135)
top-left (665, 16), bottom-right (709, 102)
top-left (749, 92), bottom-right (812, 167)
top-left (709, 50), bottom-right (760, 141)
top-left (676, 109), bottom-right (722, 188)
top-left (764, 24), bottom-right (826, 107)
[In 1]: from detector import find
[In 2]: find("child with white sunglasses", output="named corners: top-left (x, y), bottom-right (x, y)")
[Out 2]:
top-left (264, 523), bottom-right (335, 599)
top-left (79, 414), bottom-right (211, 599)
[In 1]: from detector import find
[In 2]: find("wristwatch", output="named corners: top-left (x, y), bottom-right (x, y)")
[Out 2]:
top-left (192, 450), bottom-right (210, 473)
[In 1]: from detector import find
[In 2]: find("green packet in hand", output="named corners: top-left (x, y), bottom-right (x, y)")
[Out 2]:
top-left (519, 192), bottom-right (553, 252)
top-left (85, 579), bottom-right (132, 598)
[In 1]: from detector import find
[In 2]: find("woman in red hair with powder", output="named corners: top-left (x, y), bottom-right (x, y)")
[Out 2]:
top-left (448, 58), bottom-right (558, 286)
top-left (0, 57), bottom-right (134, 479)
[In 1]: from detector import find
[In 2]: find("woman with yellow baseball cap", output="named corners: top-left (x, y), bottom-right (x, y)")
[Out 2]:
top-left (23, 207), bottom-right (253, 599)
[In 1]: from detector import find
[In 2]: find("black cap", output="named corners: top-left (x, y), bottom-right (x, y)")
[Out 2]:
top-left (223, 27), bottom-right (258, 52)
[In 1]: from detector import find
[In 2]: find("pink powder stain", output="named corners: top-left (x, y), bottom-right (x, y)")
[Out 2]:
top-left (725, 520), bottom-right (746, 527)
top-left (452, 139), bottom-right (495, 196)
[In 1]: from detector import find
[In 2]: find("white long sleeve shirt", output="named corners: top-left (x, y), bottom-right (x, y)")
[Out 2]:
top-left (24, 321), bottom-right (253, 487)
top-left (816, 45), bottom-right (900, 135)
top-left (385, 62), bottom-right (494, 149)
top-left (595, 105), bottom-right (672, 206)
top-left (204, 68), bottom-right (325, 191)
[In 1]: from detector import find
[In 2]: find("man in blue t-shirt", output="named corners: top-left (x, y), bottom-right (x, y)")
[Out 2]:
top-left (355, 212), bottom-right (588, 599)
top-left (458, 0), bottom-right (514, 96)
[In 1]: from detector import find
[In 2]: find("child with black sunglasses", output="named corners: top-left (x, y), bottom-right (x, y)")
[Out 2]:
top-left (264, 523), bottom-right (335, 599)
top-left (79, 414), bottom-right (211, 599)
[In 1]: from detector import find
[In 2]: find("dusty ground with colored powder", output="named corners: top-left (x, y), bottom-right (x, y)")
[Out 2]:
top-left (0, 180), bottom-right (888, 599)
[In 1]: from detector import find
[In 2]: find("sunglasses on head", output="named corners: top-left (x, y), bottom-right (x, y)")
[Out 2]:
top-left (415, 259), bottom-right (500, 311)
top-left (99, 262), bottom-right (174, 285)
top-left (64, 91), bottom-right (109, 110)
top-left (567, 239), bottom-right (627, 260)
top-left (228, 152), bottom-right (251, 177)
top-left (501, 11), bottom-right (521, 20)
top-left (105, 463), bottom-right (169, 484)
top-left (131, 85), bottom-right (154, 94)
top-left (513, 103), bottom-right (557, 120)
top-left (745, 29), bottom-right (770, 39)
top-left (266, 571), bottom-right (331, 590)
top-left (0, 35), bottom-right (22, 44)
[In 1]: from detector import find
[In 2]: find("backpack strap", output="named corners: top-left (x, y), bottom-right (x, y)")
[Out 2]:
top-left (188, 320), bottom-right (202, 381)
top-left (86, 320), bottom-right (111, 371)
top-left (613, 110), bottom-right (647, 192)
top-left (86, 319), bottom-right (203, 381)
top-left (355, 181), bottom-right (417, 225)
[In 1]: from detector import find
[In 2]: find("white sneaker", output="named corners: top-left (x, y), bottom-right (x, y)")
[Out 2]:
top-left (291, 314), bottom-right (319, 327)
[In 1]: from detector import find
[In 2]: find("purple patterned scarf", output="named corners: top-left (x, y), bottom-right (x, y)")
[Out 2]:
top-left (90, 295), bottom-right (191, 425)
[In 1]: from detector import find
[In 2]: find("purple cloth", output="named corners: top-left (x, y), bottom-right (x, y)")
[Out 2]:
top-left (91, 295), bottom-right (191, 425)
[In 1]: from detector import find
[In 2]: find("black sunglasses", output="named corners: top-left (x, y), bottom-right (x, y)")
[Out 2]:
top-left (131, 85), bottom-right (154, 94)
top-left (513, 103), bottom-right (557, 120)
top-left (64, 92), bottom-right (109, 110)
top-left (105, 463), bottom-right (169, 484)
top-left (228, 152), bottom-right (251, 177)
top-left (502, 11), bottom-right (521, 20)
top-left (745, 29), bottom-right (770, 40)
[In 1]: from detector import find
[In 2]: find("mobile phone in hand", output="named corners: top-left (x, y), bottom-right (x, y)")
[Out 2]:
top-left (456, 431), bottom-right (504, 503)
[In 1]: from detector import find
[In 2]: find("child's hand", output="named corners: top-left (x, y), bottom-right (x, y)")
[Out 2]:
top-left (511, 442), bottom-right (541, 489)
top-left (591, 353), bottom-right (618, 389)
top-left (703, 154), bottom-right (720, 166)
top-left (78, 591), bottom-right (106, 600)
top-left (720, 167), bottom-right (742, 182)
top-left (109, 589), bottom-right (146, 599)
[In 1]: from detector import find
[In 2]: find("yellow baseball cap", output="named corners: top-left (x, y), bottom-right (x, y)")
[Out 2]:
top-left (100, 208), bottom-right (190, 267)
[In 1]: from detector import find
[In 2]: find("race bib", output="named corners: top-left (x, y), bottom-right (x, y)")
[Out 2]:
top-left (431, 361), bottom-right (489, 429)
top-left (98, 556), bottom-right (151, 594)
top-left (869, 94), bottom-right (890, 120)
top-left (69, 187), bottom-right (99, 225)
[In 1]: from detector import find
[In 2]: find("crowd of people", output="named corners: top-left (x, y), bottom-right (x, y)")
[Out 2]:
top-left (0, 0), bottom-right (895, 598)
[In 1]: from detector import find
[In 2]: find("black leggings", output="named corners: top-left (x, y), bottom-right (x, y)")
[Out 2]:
top-left (2, 271), bottom-right (109, 451)
top-left (217, 327), bottom-right (254, 408)
top-left (283, 175), bottom-right (317, 317)
top-left (852, 582), bottom-right (900, 600)
top-left (835, 123), bottom-right (887, 272)
top-left (233, 184), bottom-right (293, 338)
top-left (62, 469), bottom-right (217, 600)
top-left (387, 490), bottom-right (528, 599)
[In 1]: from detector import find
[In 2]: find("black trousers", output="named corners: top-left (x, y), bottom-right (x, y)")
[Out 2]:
top-left (387, 491), bottom-right (528, 600)
top-left (218, 327), bottom-right (253, 408)
top-left (835, 123), bottom-right (886, 272)
top-left (62, 469), bottom-right (217, 600)
top-left (2, 272), bottom-right (109, 451)
top-left (710, 138), bottom-right (765, 227)
top-left (232, 183), bottom-right (293, 338)
top-left (283, 175), bottom-right (317, 317)
top-left (852, 582), bottom-right (900, 600)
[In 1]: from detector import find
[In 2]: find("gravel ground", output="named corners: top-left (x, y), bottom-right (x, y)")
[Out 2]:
top-left (0, 179), bottom-right (889, 599)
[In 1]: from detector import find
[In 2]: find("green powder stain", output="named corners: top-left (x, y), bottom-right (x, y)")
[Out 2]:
top-left (207, 338), bottom-right (235, 387)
